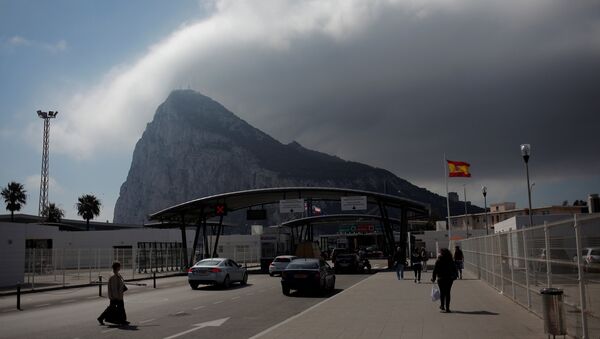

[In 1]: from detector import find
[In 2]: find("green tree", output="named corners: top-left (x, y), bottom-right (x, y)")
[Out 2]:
top-left (42, 203), bottom-right (64, 223)
top-left (1, 181), bottom-right (27, 222)
top-left (76, 194), bottom-right (101, 231)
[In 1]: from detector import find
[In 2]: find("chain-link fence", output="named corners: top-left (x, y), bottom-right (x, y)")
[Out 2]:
top-left (461, 214), bottom-right (600, 338)
top-left (20, 245), bottom-right (260, 291)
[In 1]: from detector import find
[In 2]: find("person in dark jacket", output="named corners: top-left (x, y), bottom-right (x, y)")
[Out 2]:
top-left (393, 247), bottom-right (405, 280)
top-left (454, 246), bottom-right (464, 279)
top-left (98, 262), bottom-right (129, 325)
top-left (411, 248), bottom-right (422, 283)
top-left (431, 248), bottom-right (458, 312)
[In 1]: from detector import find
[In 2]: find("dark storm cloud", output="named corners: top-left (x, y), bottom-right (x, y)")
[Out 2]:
top-left (194, 1), bottom-right (600, 189)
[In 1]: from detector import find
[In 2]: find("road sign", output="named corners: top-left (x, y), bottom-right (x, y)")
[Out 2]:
top-left (215, 204), bottom-right (227, 216)
top-left (341, 196), bottom-right (367, 211)
top-left (279, 199), bottom-right (304, 214)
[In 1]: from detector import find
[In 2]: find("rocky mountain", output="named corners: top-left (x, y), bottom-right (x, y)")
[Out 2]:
top-left (114, 90), bottom-right (480, 225)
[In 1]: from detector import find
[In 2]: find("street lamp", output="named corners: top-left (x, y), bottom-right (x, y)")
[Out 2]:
top-left (520, 144), bottom-right (534, 228)
top-left (482, 186), bottom-right (488, 235)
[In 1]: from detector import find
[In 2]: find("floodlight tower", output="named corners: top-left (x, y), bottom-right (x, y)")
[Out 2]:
top-left (37, 110), bottom-right (58, 216)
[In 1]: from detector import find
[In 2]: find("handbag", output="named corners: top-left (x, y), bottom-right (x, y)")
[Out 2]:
top-left (431, 286), bottom-right (440, 302)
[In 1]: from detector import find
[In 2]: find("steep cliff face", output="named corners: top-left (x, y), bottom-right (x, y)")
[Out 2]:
top-left (114, 90), bottom-right (474, 224)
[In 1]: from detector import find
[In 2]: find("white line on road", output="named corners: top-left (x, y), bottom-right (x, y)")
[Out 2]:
top-left (231, 296), bottom-right (240, 300)
top-left (35, 303), bottom-right (51, 308)
top-left (101, 328), bottom-right (118, 334)
top-left (248, 274), bottom-right (375, 339)
top-left (140, 318), bottom-right (155, 324)
top-left (175, 311), bottom-right (185, 315)
top-left (193, 306), bottom-right (205, 310)
top-left (213, 300), bottom-right (223, 305)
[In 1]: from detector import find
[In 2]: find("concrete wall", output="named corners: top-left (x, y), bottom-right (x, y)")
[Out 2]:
top-left (0, 223), bottom-right (26, 286)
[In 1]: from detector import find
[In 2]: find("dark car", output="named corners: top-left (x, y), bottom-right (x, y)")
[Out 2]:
top-left (281, 258), bottom-right (335, 296)
top-left (334, 253), bottom-right (360, 273)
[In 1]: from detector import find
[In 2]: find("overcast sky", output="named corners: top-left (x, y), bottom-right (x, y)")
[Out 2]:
top-left (1, 0), bottom-right (599, 221)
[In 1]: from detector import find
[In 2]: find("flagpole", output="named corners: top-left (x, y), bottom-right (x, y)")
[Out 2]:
top-left (444, 154), bottom-right (451, 248)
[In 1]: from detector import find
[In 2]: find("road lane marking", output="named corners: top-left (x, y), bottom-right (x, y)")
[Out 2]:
top-left (193, 306), bottom-right (205, 310)
top-left (213, 300), bottom-right (223, 305)
top-left (163, 318), bottom-right (229, 339)
top-left (140, 318), bottom-right (155, 324)
top-left (175, 311), bottom-right (185, 315)
top-left (35, 303), bottom-right (51, 308)
top-left (231, 296), bottom-right (240, 300)
top-left (248, 274), bottom-right (376, 339)
top-left (101, 328), bottom-right (118, 334)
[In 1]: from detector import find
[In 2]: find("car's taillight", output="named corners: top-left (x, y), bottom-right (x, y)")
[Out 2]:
top-left (187, 268), bottom-right (193, 273)
top-left (209, 268), bottom-right (221, 273)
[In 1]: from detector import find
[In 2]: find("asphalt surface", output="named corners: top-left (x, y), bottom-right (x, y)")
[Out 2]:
top-left (0, 272), bottom-right (371, 339)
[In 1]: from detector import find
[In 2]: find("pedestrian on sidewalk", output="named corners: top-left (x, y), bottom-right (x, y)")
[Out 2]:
top-left (411, 248), bottom-right (422, 283)
top-left (393, 247), bottom-right (404, 280)
top-left (421, 247), bottom-right (429, 272)
top-left (454, 246), bottom-right (464, 279)
top-left (431, 248), bottom-right (458, 313)
top-left (98, 261), bottom-right (130, 326)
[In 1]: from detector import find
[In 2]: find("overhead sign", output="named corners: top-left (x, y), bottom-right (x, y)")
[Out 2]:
top-left (279, 199), bottom-right (304, 214)
top-left (341, 196), bottom-right (367, 211)
top-left (338, 224), bottom-right (382, 234)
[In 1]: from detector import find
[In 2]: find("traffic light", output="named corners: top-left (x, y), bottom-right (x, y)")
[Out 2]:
top-left (215, 204), bottom-right (227, 216)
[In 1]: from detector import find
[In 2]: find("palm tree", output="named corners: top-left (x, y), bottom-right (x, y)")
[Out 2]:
top-left (1, 182), bottom-right (27, 222)
top-left (42, 203), bottom-right (64, 223)
top-left (76, 194), bottom-right (101, 231)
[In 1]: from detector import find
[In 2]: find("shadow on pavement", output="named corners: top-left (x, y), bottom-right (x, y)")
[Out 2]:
top-left (195, 283), bottom-right (253, 291)
top-left (451, 310), bottom-right (499, 315)
top-left (106, 324), bottom-right (140, 331)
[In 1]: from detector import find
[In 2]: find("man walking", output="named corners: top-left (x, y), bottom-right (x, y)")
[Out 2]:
top-left (98, 261), bottom-right (129, 326)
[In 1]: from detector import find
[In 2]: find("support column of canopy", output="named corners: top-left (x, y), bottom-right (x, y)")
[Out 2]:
top-left (378, 201), bottom-right (397, 268)
top-left (190, 209), bottom-right (204, 265)
top-left (212, 215), bottom-right (224, 258)
top-left (180, 214), bottom-right (189, 269)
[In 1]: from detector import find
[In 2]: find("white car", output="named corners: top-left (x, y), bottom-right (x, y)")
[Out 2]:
top-left (269, 255), bottom-right (298, 276)
top-left (187, 258), bottom-right (247, 289)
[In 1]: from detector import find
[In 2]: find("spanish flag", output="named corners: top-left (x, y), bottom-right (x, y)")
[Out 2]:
top-left (447, 160), bottom-right (471, 177)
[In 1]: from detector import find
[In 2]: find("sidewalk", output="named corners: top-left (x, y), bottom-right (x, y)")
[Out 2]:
top-left (252, 270), bottom-right (545, 339)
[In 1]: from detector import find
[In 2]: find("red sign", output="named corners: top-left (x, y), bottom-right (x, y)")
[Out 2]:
top-left (215, 204), bottom-right (227, 216)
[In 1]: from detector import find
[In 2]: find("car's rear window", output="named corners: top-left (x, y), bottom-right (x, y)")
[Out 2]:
top-left (195, 259), bottom-right (222, 266)
top-left (274, 258), bottom-right (291, 263)
top-left (287, 261), bottom-right (319, 269)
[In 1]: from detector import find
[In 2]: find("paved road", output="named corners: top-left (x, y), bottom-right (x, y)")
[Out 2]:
top-left (0, 273), bottom-right (370, 339)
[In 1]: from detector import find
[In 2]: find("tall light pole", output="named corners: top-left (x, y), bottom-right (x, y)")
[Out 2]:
top-left (520, 144), bottom-right (534, 228)
top-left (482, 186), bottom-right (488, 235)
top-left (463, 184), bottom-right (469, 238)
top-left (37, 110), bottom-right (58, 216)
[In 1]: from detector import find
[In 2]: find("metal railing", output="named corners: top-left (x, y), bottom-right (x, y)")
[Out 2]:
top-left (16, 246), bottom-right (260, 291)
top-left (461, 214), bottom-right (600, 339)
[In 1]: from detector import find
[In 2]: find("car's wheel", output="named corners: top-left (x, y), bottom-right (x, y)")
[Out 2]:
top-left (189, 281), bottom-right (199, 290)
top-left (241, 273), bottom-right (248, 285)
top-left (269, 272), bottom-right (274, 277)
top-left (222, 275), bottom-right (231, 289)
top-left (282, 286), bottom-right (290, 296)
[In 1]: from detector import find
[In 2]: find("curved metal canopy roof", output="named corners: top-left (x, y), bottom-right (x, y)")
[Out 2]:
top-left (149, 187), bottom-right (430, 223)
top-left (278, 214), bottom-right (402, 228)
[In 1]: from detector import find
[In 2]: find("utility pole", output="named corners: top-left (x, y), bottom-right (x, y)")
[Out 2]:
top-left (37, 110), bottom-right (58, 216)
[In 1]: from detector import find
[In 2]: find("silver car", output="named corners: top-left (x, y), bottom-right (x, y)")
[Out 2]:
top-left (187, 258), bottom-right (248, 289)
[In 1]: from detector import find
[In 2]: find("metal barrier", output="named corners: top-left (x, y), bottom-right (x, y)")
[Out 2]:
top-left (461, 214), bottom-right (600, 339)
top-left (16, 245), bottom-right (260, 291)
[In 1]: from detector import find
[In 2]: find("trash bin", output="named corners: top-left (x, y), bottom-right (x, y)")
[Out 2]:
top-left (540, 288), bottom-right (566, 336)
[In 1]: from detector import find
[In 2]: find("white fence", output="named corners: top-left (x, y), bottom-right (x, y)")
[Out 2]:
top-left (461, 214), bottom-right (600, 338)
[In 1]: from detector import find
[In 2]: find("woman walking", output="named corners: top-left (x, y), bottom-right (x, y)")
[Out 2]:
top-left (454, 246), bottom-right (464, 279)
top-left (98, 261), bottom-right (129, 325)
top-left (431, 248), bottom-right (458, 312)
